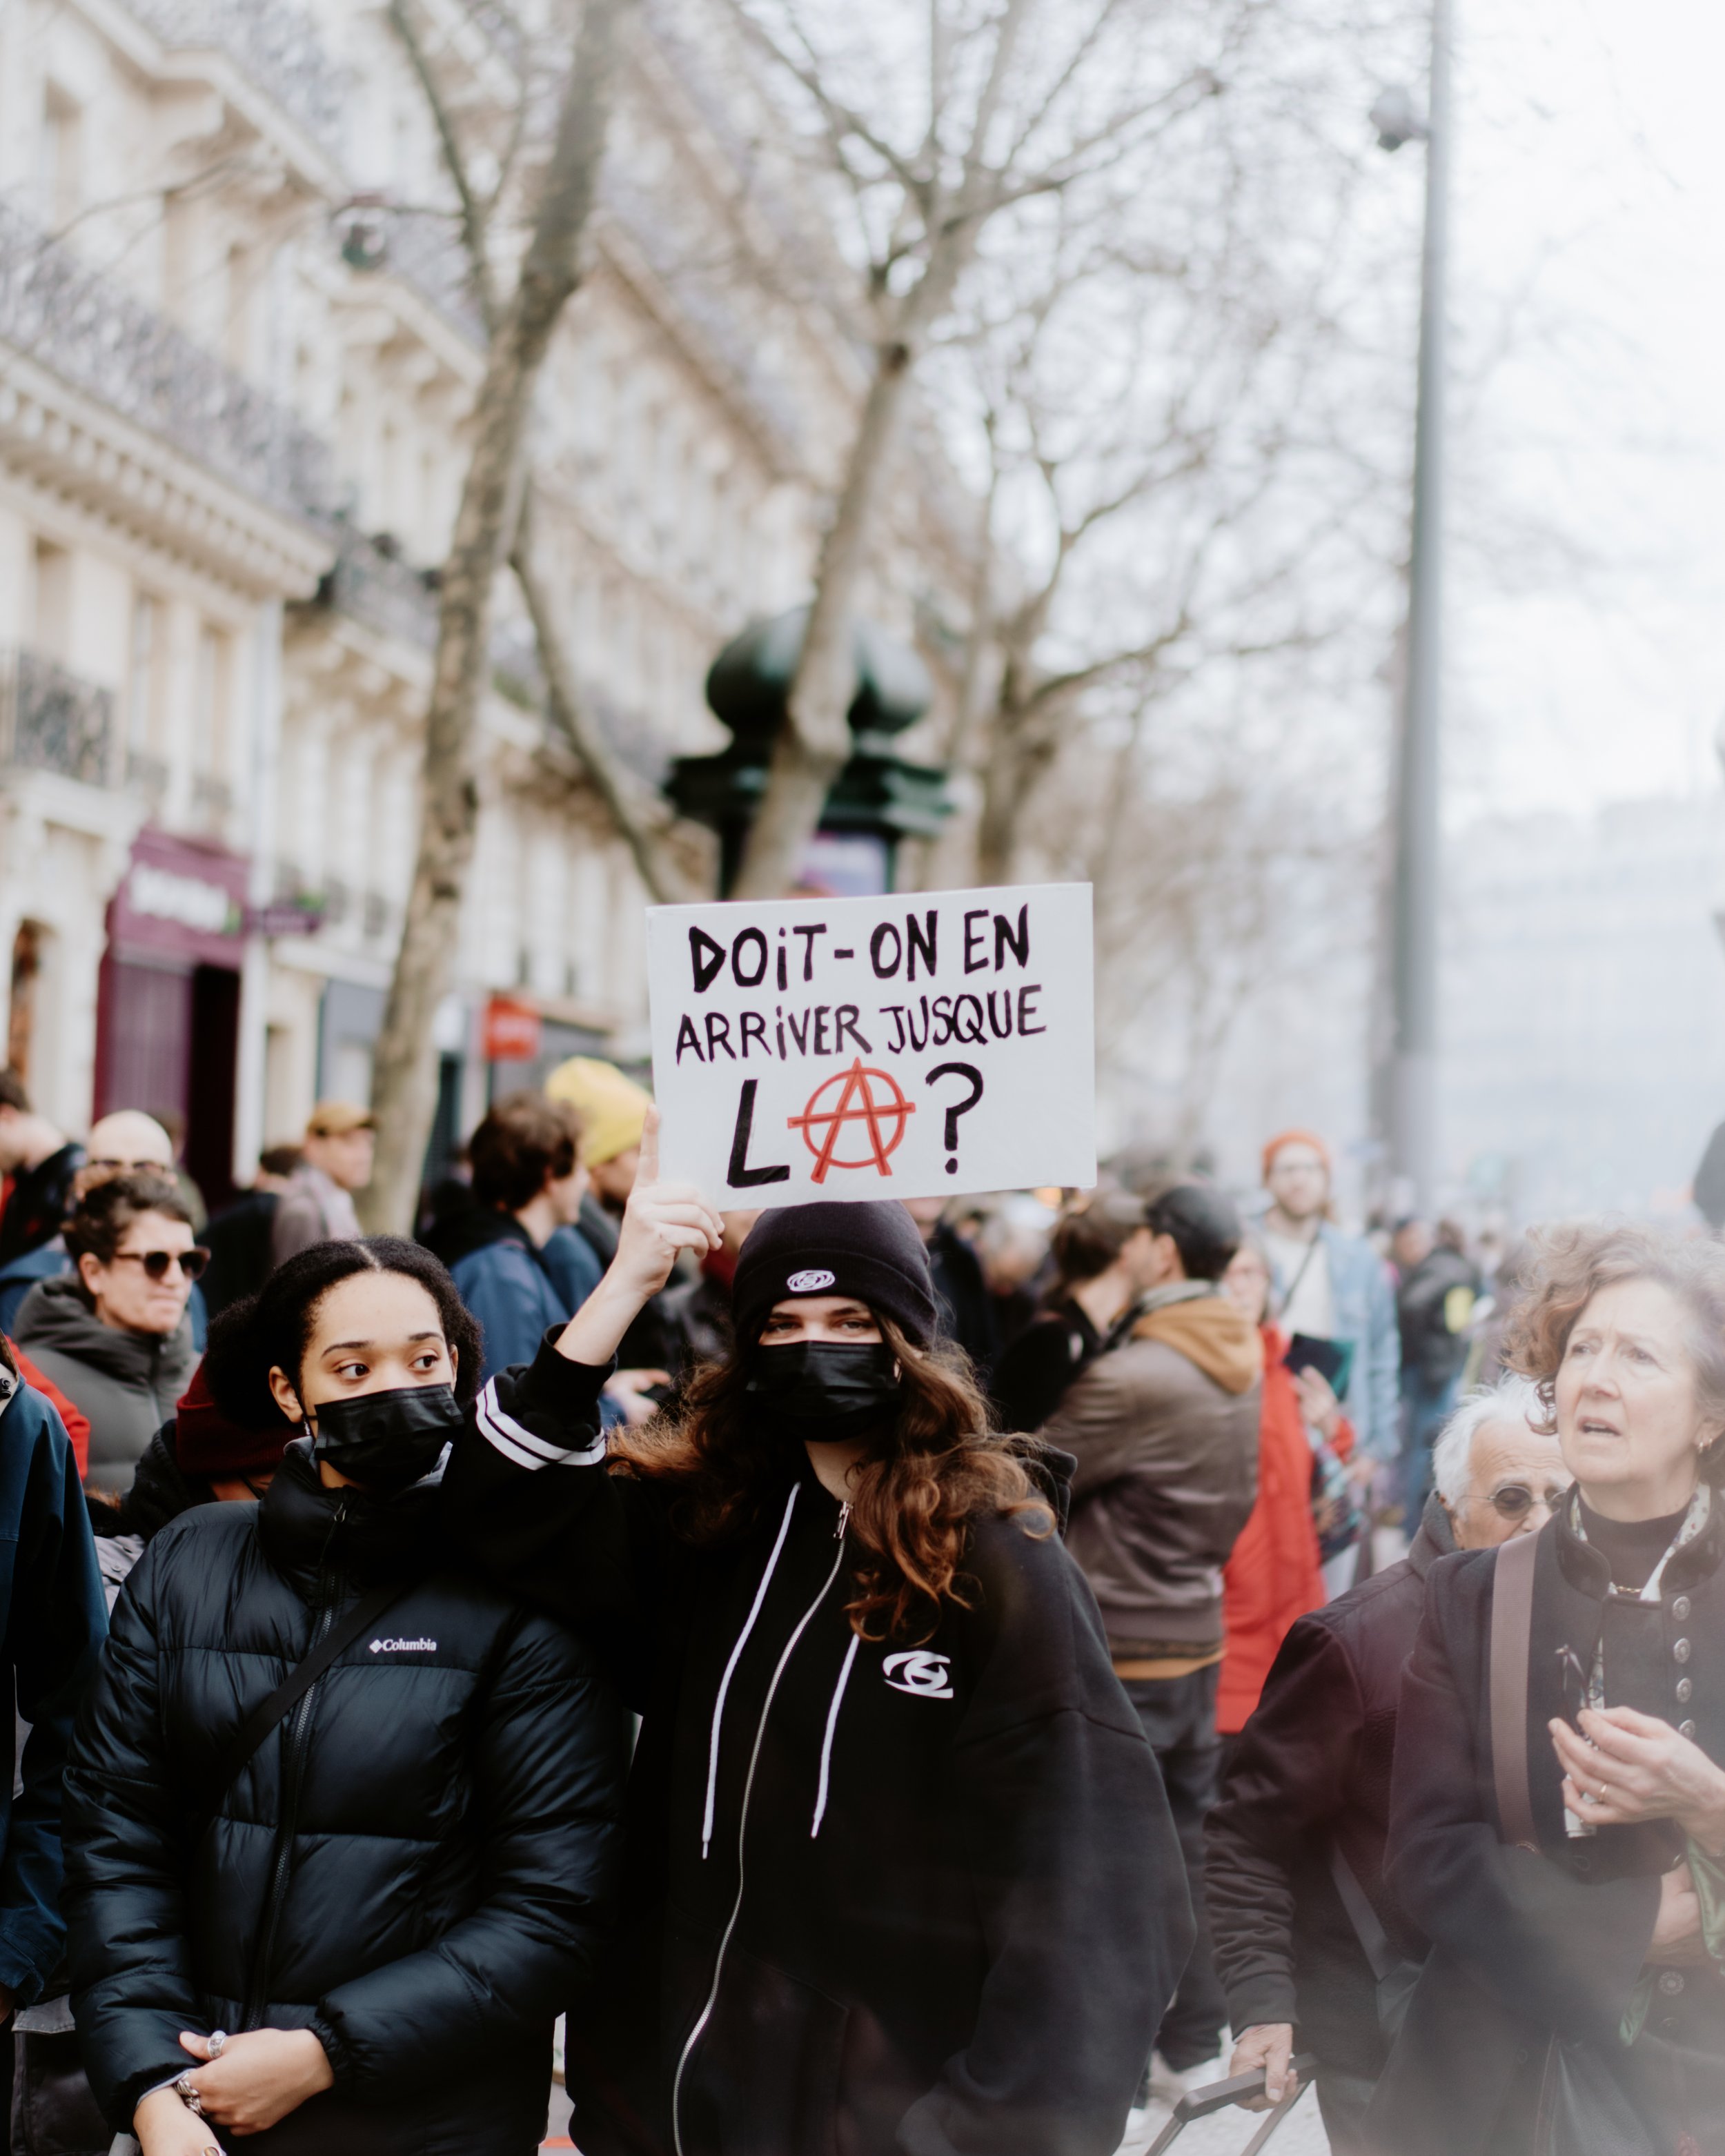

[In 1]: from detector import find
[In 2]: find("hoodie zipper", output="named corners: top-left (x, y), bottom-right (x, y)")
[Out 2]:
top-left (671, 1504), bottom-right (851, 2156)
top-left (241, 1501), bottom-right (346, 2030)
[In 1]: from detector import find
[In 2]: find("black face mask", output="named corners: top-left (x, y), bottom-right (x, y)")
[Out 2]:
top-left (310, 1384), bottom-right (463, 1495)
top-left (745, 1342), bottom-right (900, 1442)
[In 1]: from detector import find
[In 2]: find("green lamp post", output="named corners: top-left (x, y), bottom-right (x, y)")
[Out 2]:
top-left (669, 607), bottom-right (955, 895)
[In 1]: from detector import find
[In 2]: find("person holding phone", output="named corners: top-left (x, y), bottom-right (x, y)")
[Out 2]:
top-left (1374, 1225), bottom-right (1725, 2154)
top-left (443, 1111), bottom-right (1192, 2156)
top-left (1215, 1236), bottom-right (1329, 1740)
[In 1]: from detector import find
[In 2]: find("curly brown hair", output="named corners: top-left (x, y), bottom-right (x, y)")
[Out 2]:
top-left (1501, 1223), bottom-right (1725, 1457)
top-left (607, 1316), bottom-right (1054, 1641)
top-left (63, 1171), bottom-right (191, 1269)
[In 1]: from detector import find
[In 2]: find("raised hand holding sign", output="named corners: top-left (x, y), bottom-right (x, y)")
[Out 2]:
top-left (557, 1105), bottom-right (723, 1369)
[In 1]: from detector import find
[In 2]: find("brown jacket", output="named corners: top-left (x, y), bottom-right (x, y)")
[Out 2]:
top-left (1043, 1287), bottom-right (1261, 1656)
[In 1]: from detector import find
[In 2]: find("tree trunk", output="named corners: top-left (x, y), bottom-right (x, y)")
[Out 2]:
top-left (362, 0), bottom-right (636, 1233)
top-left (974, 644), bottom-right (1041, 884)
top-left (729, 337), bottom-right (916, 900)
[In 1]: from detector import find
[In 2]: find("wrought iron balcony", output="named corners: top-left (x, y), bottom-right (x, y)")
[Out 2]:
top-left (124, 0), bottom-right (345, 160)
top-left (0, 196), bottom-right (336, 522)
top-left (0, 648), bottom-right (117, 787)
top-left (313, 527), bottom-right (441, 651)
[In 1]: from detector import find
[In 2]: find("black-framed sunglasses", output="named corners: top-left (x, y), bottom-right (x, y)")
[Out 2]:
top-left (1468, 1481), bottom-right (1568, 1521)
top-left (111, 1247), bottom-right (210, 1283)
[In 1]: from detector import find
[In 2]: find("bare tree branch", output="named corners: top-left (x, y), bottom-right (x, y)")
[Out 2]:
top-left (388, 0), bottom-right (501, 334)
top-left (509, 486), bottom-right (692, 905)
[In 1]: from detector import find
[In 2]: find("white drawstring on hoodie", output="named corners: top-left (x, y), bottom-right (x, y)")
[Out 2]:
top-left (675, 1501), bottom-right (853, 2156)
top-left (701, 1483), bottom-right (800, 1858)
top-left (811, 1632), bottom-right (860, 1837)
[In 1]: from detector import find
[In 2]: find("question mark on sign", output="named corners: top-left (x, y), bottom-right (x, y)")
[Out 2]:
top-left (925, 1062), bottom-right (984, 1176)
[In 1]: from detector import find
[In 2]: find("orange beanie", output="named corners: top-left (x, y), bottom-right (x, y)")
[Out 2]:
top-left (1261, 1128), bottom-right (1332, 1184)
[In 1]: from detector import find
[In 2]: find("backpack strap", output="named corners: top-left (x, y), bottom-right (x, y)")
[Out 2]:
top-left (194, 1579), bottom-right (406, 1837)
top-left (1488, 1530), bottom-right (1541, 1851)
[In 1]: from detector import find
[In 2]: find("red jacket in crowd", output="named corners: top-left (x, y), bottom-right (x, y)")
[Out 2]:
top-left (6, 1338), bottom-right (92, 1477)
top-left (1217, 1325), bottom-right (1327, 1734)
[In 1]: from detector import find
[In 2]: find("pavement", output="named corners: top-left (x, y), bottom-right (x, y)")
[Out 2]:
top-left (539, 2077), bottom-right (1333, 2155)
top-left (1116, 2080), bottom-right (1330, 2155)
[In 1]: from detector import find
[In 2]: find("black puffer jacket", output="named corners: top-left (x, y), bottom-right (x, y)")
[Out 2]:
top-left (62, 1442), bottom-right (628, 2153)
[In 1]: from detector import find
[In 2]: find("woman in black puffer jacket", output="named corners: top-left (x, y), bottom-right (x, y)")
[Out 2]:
top-left (62, 1238), bottom-right (628, 2156)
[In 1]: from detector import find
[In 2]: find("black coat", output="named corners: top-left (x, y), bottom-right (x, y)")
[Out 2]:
top-left (444, 1337), bottom-right (1192, 2156)
top-left (199, 1189), bottom-right (280, 1320)
top-left (925, 1224), bottom-right (1000, 1381)
top-left (1372, 1496), bottom-right (1725, 2155)
top-left (1205, 1497), bottom-right (1455, 2079)
top-left (62, 1443), bottom-right (628, 2153)
top-left (0, 1143), bottom-right (83, 1266)
top-left (1395, 1247), bottom-right (1481, 1391)
top-left (989, 1300), bottom-right (1103, 1436)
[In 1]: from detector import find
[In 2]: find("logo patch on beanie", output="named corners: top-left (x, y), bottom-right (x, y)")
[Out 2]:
top-left (786, 1268), bottom-right (836, 1292)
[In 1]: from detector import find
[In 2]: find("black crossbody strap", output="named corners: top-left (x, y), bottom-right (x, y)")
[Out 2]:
top-left (1272, 1232), bottom-right (1321, 1323)
top-left (195, 1580), bottom-right (406, 1834)
top-left (1328, 1843), bottom-right (1398, 1984)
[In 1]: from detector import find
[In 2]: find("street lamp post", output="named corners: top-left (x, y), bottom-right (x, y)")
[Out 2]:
top-left (1375, 0), bottom-right (1452, 1216)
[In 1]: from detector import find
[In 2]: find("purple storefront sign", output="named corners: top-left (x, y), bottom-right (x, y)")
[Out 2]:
top-left (107, 827), bottom-right (249, 966)
top-left (96, 830), bottom-right (252, 1207)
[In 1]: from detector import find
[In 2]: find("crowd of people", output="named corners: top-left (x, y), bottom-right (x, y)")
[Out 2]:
top-left (0, 1060), bottom-right (1720, 2156)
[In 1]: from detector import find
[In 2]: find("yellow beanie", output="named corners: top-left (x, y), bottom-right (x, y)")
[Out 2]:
top-left (545, 1056), bottom-right (650, 1167)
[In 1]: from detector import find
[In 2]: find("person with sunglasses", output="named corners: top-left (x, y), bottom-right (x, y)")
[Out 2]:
top-left (1205, 1377), bottom-right (1566, 2153)
top-left (14, 1173), bottom-right (204, 1496)
top-left (0, 1111), bottom-right (213, 1344)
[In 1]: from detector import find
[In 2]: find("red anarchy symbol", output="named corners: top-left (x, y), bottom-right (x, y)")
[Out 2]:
top-left (787, 1059), bottom-right (917, 1183)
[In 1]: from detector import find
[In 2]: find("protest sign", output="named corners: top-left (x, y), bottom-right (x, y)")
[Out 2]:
top-left (646, 883), bottom-right (1095, 1207)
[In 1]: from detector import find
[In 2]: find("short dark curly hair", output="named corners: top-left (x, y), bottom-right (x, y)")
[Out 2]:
top-left (204, 1236), bottom-right (483, 1431)
top-left (63, 1171), bottom-right (192, 1267)
top-left (469, 1091), bottom-right (583, 1212)
top-left (1501, 1223), bottom-right (1725, 1465)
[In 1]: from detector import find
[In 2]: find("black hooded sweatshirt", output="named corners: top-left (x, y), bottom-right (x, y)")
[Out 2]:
top-left (443, 1336), bottom-right (1193, 2156)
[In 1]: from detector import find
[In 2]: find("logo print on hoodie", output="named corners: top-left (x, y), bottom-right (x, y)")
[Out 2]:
top-left (883, 1650), bottom-right (954, 1700)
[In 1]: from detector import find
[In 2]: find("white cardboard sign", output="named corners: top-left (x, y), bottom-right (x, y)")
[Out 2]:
top-left (646, 883), bottom-right (1095, 1207)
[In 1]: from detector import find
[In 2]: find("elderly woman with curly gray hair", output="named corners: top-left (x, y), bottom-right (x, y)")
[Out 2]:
top-left (1373, 1223), bottom-right (1725, 2156)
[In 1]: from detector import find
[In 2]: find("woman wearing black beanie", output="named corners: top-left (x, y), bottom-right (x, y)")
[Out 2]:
top-left (444, 1109), bottom-right (1191, 2156)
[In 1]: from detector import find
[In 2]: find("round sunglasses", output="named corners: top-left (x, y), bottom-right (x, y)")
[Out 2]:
top-left (108, 1247), bottom-right (211, 1283)
top-left (1463, 1481), bottom-right (1569, 1521)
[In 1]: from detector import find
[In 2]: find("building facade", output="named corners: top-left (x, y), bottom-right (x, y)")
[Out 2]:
top-left (1439, 794), bottom-right (1725, 1224)
top-left (0, 0), bottom-right (972, 1203)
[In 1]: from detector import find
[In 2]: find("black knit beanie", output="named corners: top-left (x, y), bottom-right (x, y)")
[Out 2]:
top-left (732, 1201), bottom-right (938, 1349)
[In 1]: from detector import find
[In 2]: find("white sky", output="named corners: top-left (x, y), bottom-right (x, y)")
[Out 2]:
top-left (1448, 0), bottom-right (1725, 822)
